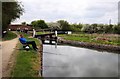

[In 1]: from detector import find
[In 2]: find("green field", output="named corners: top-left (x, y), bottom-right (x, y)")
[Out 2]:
top-left (59, 33), bottom-right (120, 46)
top-left (36, 32), bottom-right (51, 35)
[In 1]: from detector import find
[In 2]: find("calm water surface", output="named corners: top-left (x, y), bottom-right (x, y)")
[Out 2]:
top-left (43, 45), bottom-right (118, 77)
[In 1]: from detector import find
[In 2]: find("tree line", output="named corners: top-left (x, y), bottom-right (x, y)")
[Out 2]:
top-left (29, 20), bottom-right (120, 34)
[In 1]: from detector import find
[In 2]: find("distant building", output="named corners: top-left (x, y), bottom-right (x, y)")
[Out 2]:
top-left (8, 24), bottom-right (33, 31)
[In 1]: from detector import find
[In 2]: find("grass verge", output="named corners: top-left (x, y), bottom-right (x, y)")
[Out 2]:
top-left (11, 32), bottom-right (42, 77)
top-left (2, 31), bottom-right (17, 41)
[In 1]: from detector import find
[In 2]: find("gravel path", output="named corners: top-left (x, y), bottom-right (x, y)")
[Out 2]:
top-left (0, 32), bottom-right (19, 77)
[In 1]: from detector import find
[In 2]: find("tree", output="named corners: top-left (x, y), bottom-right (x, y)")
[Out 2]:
top-left (81, 24), bottom-right (91, 33)
top-left (113, 25), bottom-right (120, 34)
top-left (104, 24), bottom-right (113, 33)
top-left (31, 20), bottom-right (48, 29)
top-left (97, 24), bottom-right (105, 33)
top-left (70, 23), bottom-right (83, 32)
top-left (21, 22), bottom-right (27, 25)
top-left (91, 24), bottom-right (98, 33)
top-left (2, 1), bottom-right (24, 31)
top-left (57, 20), bottom-right (71, 30)
top-left (47, 22), bottom-right (60, 30)
top-left (31, 20), bottom-right (37, 27)
top-left (37, 20), bottom-right (48, 29)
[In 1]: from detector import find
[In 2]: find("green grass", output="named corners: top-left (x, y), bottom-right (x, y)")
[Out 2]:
top-left (36, 32), bottom-right (50, 35)
top-left (2, 31), bottom-right (17, 41)
top-left (59, 34), bottom-right (120, 46)
top-left (12, 50), bottom-right (38, 77)
top-left (11, 32), bottom-right (41, 77)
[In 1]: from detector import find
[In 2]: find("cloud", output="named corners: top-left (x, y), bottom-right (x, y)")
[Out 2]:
top-left (12, 0), bottom-right (119, 24)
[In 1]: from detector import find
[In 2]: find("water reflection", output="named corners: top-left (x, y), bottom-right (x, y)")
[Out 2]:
top-left (43, 45), bottom-right (118, 77)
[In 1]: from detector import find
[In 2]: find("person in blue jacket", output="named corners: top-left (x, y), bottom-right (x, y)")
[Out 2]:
top-left (19, 34), bottom-right (38, 50)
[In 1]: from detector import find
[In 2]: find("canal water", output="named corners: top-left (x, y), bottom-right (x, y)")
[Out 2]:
top-left (43, 44), bottom-right (118, 77)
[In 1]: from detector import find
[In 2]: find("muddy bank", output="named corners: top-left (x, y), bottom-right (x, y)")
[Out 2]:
top-left (58, 38), bottom-right (120, 53)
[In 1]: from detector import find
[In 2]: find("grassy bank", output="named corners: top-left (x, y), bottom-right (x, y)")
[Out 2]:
top-left (2, 31), bottom-right (17, 41)
top-left (11, 32), bottom-right (42, 77)
top-left (59, 33), bottom-right (120, 46)
top-left (36, 32), bottom-right (51, 35)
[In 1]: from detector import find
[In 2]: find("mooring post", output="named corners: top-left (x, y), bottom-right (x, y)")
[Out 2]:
top-left (33, 29), bottom-right (36, 38)
top-left (55, 31), bottom-right (57, 48)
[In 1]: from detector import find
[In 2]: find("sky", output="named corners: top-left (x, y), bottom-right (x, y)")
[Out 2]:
top-left (12, 0), bottom-right (120, 24)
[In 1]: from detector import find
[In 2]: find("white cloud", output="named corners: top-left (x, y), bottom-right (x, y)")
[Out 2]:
top-left (12, 0), bottom-right (119, 24)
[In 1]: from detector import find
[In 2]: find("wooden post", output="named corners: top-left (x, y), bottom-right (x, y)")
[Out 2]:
top-left (55, 30), bottom-right (57, 37)
top-left (55, 31), bottom-right (57, 48)
top-left (33, 29), bottom-right (36, 38)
